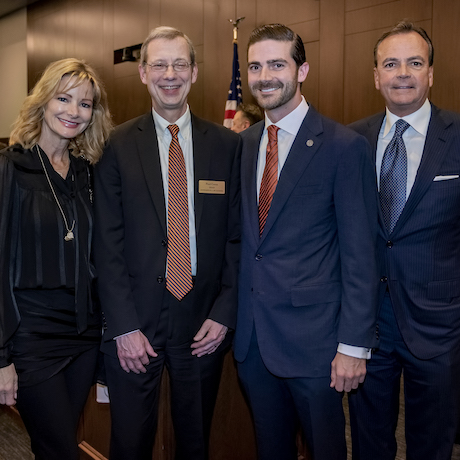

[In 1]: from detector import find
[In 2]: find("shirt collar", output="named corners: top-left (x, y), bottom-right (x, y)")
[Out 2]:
top-left (264, 96), bottom-right (309, 135)
top-left (152, 106), bottom-right (192, 141)
top-left (383, 99), bottom-right (431, 137)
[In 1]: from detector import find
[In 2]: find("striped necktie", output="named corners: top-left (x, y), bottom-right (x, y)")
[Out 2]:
top-left (259, 124), bottom-right (280, 236)
top-left (165, 124), bottom-right (193, 300)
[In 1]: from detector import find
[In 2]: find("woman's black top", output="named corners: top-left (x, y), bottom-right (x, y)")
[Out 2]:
top-left (0, 144), bottom-right (100, 380)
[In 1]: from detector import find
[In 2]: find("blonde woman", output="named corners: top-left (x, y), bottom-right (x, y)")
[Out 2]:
top-left (0, 58), bottom-right (112, 460)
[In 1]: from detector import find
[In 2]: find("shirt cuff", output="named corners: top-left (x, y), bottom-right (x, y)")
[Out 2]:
top-left (337, 343), bottom-right (371, 360)
top-left (113, 329), bottom-right (140, 340)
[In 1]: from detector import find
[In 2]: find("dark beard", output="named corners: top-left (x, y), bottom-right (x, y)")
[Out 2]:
top-left (250, 79), bottom-right (298, 110)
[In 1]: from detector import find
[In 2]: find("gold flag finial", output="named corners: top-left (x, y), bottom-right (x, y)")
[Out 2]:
top-left (229, 17), bottom-right (245, 42)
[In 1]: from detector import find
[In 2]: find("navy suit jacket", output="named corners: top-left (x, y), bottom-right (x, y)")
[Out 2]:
top-left (349, 104), bottom-right (460, 359)
top-left (94, 112), bottom-right (241, 356)
top-left (234, 105), bottom-right (379, 378)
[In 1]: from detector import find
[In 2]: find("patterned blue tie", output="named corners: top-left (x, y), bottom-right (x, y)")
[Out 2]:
top-left (380, 119), bottom-right (410, 234)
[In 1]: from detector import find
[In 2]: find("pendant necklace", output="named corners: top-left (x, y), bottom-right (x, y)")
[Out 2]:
top-left (36, 146), bottom-right (76, 241)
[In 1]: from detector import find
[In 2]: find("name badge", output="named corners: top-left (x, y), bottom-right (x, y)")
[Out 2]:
top-left (199, 180), bottom-right (225, 194)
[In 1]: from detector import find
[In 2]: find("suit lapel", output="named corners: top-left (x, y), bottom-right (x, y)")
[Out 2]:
top-left (356, 109), bottom-right (452, 238)
top-left (393, 105), bottom-right (452, 234)
top-left (365, 114), bottom-right (388, 238)
top-left (191, 114), bottom-right (212, 234)
top-left (366, 114), bottom-right (385, 163)
top-left (135, 113), bottom-right (167, 235)
top-left (242, 123), bottom-right (264, 244)
top-left (259, 107), bottom-right (323, 244)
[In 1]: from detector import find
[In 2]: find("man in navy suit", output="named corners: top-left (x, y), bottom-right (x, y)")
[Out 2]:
top-left (348, 21), bottom-right (460, 460)
top-left (233, 23), bottom-right (379, 460)
top-left (94, 27), bottom-right (241, 460)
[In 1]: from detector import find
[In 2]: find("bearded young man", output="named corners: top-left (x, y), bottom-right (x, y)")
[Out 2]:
top-left (233, 23), bottom-right (379, 460)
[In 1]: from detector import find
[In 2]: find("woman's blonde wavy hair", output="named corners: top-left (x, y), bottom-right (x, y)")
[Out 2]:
top-left (9, 58), bottom-right (112, 164)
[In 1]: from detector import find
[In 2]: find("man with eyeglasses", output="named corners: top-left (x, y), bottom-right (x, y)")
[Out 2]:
top-left (94, 26), bottom-right (241, 460)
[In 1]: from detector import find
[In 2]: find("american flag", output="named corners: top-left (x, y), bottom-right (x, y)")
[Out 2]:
top-left (223, 41), bottom-right (242, 128)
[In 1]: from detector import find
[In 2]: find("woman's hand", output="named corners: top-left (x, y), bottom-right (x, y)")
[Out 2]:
top-left (0, 363), bottom-right (18, 406)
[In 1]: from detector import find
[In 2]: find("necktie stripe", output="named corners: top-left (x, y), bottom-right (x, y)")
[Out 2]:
top-left (166, 124), bottom-right (193, 300)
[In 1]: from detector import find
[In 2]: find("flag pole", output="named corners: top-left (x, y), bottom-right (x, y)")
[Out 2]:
top-left (223, 17), bottom-right (245, 128)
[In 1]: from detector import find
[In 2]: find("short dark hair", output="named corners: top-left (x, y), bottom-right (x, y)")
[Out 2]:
top-left (248, 23), bottom-right (306, 68)
top-left (374, 20), bottom-right (434, 67)
top-left (236, 103), bottom-right (263, 125)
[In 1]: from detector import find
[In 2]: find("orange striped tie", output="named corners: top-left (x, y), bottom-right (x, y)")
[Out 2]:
top-left (259, 125), bottom-right (279, 236)
top-left (166, 124), bottom-right (193, 300)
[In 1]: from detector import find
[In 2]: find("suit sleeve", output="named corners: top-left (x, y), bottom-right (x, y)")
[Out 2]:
top-left (93, 140), bottom-right (141, 341)
top-left (206, 138), bottom-right (242, 330)
top-left (334, 134), bottom-right (379, 348)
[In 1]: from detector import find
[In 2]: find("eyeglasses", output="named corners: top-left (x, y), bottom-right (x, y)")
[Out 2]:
top-left (144, 61), bottom-right (192, 72)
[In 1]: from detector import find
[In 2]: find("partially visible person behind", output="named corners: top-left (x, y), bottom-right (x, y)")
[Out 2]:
top-left (348, 21), bottom-right (460, 460)
top-left (231, 103), bottom-right (263, 133)
top-left (0, 58), bottom-right (112, 460)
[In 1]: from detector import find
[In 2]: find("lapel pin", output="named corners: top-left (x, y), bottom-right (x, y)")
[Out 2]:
top-left (306, 139), bottom-right (314, 147)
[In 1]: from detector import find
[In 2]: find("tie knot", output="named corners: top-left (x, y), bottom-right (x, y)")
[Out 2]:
top-left (267, 125), bottom-right (279, 143)
top-left (394, 119), bottom-right (410, 138)
top-left (168, 124), bottom-right (180, 138)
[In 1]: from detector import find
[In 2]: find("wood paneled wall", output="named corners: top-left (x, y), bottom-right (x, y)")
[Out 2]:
top-left (27, 0), bottom-right (460, 127)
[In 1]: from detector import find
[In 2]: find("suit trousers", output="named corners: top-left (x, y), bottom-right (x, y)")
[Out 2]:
top-left (238, 328), bottom-right (347, 460)
top-left (349, 293), bottom-right (460, 460)
top-left (104, 289), bottom-right (226, 460)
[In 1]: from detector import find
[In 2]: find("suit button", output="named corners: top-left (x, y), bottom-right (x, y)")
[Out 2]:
top-left (255, 254), bottom-right (263, 261)
top-left (380, 276), bottom-right (387, 283)
top-left (157, 276), bottom-right (164, 283)
top-left (386, 241), bottom-right (393, 248)
top-left (161, 239), bottom-right (167, 247)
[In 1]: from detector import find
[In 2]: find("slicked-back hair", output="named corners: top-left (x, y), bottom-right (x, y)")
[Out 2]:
top-left (248, 23), bottom-right (306, 68)
top-left (374, 20), bottom-right (434, 67)
top-left (140, 26), bottom-right (196, 67)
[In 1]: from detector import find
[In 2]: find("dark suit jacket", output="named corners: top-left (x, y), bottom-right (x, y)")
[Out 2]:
top-left (233, 105), bottom-right (379, 378)
top-left (349, 104), bottom-right (460, 359)
top-left (93, 112), bottom-right (241, 356)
